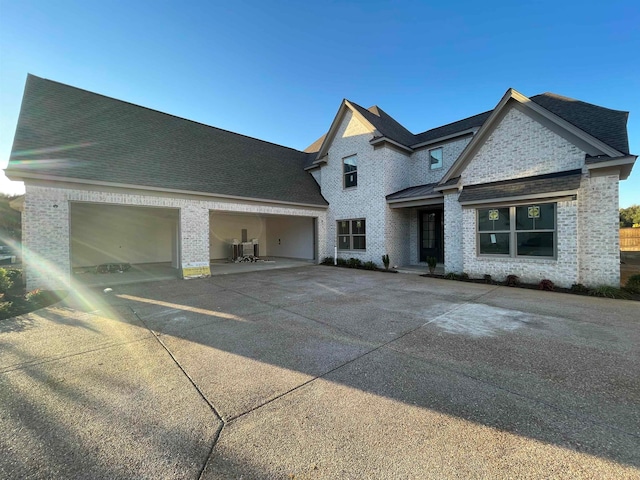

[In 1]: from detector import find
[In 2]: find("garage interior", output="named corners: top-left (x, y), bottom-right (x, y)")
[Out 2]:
top-left (69, 205), bottom-right (317, 287)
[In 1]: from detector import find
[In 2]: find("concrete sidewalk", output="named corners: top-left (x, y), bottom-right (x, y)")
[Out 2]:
top-left (1, 266), bottom-right (639, 478)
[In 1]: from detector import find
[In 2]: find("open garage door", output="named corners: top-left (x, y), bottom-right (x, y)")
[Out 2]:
top-left (209, 212), bottom-right (316, 262)
top-left (70, 203), bottom-right (180, 285)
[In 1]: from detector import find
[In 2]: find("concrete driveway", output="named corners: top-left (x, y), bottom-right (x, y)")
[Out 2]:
top-left (1, 266), bottom-right (639, 479)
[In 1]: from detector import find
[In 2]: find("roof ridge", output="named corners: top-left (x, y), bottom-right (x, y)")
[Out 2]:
top-left (27, 74), bottom-right (309, 156)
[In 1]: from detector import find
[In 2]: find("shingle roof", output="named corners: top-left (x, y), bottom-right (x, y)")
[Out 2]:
top-left (412, 111), bottom-right (491, 146)
top-left (386, 182), bottom-right (440, 201)
top-left (7, 75), bottom-right (328, 206)
top-left (348, 101), bottom-right (416, 147)
top-left (530, 93), bottom-right (629, 154)
top-left (457, 169), bottom-right (582, 204)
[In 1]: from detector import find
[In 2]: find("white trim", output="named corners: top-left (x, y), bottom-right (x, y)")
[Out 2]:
top-left (7, 171), bottom-right (329, 209)
top-left (586, 155), bottom-right (636, 180)
top-left (460, 191), bottom-right (577, 207)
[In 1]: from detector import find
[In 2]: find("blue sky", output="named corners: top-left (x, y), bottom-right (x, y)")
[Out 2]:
top-left (1, 0), bottom-right (638, 206)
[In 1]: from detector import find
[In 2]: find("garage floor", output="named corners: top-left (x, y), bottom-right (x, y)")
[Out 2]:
top-left (72, 258), bottom-right (316, 288)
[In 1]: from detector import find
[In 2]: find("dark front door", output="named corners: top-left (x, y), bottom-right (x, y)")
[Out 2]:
top-left (419, 210), bottom-right (444, 263)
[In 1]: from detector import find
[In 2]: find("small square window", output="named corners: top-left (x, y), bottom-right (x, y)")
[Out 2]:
top-left (429, 148), bottom-right (443, 170)
top-left (337, 218), bottom-right (366, 250)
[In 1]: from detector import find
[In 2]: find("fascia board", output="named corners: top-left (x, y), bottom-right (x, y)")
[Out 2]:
top-left (6, 171), bottom-right (329, 209)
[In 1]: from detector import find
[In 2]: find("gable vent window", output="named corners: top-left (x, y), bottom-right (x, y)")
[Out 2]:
top-left (343, 155), bottom-right (357, 188)
top-left (429, 147), bottom-right (443, 170)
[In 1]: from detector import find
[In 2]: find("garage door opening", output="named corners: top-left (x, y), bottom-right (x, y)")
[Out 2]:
top-left (70, 203), bottom-right (180, 286)
top-left (209, 211), bottom-right (316, 271)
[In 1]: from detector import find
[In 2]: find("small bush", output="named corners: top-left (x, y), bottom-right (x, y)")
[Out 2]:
top-left (363, 261), bottom-right (377, 270)
top-left (381, 254), bottom-right (390, 270)
top-left (444, 272), bottom-right (458, 280)
top-left (625, 274), bottom-right (640, 294)
top-left (570, 283), bottom-right (589, 294)
top-left (505, 274), bottom-right (520, 287)
top-left (426, 256), bottom-right (437, 273)
top-left (588, 285), bottom-right (631, 300)
top-left (336, 258), bottom-right (347, 266)
top-left (321, 256), bottom-right (334, 265)
top-left (0, 268), bottom-right (14, 295)
top-left (483, 274), bottom-right (493, 284)
top-left (346, 258), bottom-right (362, 269)
top-left (538, 279), bottom-right (555, 291)
top-left (459, 272), bottom-right (470, 281)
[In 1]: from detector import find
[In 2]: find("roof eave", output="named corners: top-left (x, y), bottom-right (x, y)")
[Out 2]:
top-left (459, 189), bottom-right (579, 207)
top-left (585, 154), bottom-right (637, 180)
top-left (369, 137), bottom-right (414, 153)
top-left (410, 128), bottom-right (478, 150)
top-left (5, 170), bottom-right (330, 209)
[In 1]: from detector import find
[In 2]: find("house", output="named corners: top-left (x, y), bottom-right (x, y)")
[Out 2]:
top-left (5, 75), bottom-right (636, 290)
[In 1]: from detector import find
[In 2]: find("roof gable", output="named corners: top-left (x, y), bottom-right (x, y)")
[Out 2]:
top-left (439, 88), bottom-right (626, 185)
top-left (7, 75), bottom-right (328, 206)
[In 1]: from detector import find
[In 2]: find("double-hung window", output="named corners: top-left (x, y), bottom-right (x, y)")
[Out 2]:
top-left (337, 219), bottom-right (366, 250)
top-left (343, 155), bottom-right (357, 188)
top-left (477, 203), bottom-right (556, 257)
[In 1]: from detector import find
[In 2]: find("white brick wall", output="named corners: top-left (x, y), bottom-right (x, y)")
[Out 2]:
top-left (577, 174), bottom-right (620, 286)
top-left (444, 191), bottom-right (463, 273)
top-left (23, 183), bottom-right (327, 290)
top-left (461, 107), bottom-right (585, 185)
top-left (410, 137), bottom-right (471, 186)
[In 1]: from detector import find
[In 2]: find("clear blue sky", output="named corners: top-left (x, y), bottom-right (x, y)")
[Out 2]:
top-left (1, 0), bottom-right (638, 206)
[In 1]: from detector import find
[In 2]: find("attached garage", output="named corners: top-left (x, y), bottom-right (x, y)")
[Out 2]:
top-left (209, 212), bottom-right (315, 261)
top-left (70, 203), bottom-right (179, 269)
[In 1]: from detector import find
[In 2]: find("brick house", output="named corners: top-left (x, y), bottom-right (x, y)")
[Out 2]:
top-left (5, 75), bottom-right (636, 289)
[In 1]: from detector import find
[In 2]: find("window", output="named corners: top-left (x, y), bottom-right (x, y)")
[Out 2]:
top-left (477, 203), bottom-right (556, 257)
top-left (337, 219), bottom-right (366, 250)
top-left (343, 155), bottom-right (357, 188)
top-left (429, 147), bottom-right (443, 170)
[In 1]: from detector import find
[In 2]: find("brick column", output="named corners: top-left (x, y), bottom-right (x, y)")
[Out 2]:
top-left (23, 186), bottom-right (71, 290)
top-left (179, 205), bottom-right (210, 277)
top-left (444, 190), bottom-right (463, 274)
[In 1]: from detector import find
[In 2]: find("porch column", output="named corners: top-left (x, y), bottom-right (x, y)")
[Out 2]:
top-left (443, 191), bottom-right (463, 274)
top-left (179, 205), bottom-right (211, 278)
top-left (22, 185), bottom-right (71, 290)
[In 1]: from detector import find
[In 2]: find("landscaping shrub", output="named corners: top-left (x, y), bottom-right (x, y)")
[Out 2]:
top-left (444, 272), bottom-right (458, 280)
top-left (570, 283), bottom-right (589, 294)
top-left (625, 274), bottom-right (640, 294)
top-left (363, 261), bottom-right (377, 270)
top-left (336, 258), bottom-right (347, 266)
top-left (505, 274), bottom-right (520, 287)
top-left (346, 257), bottom-right (362, 268)
top-left (0, 268), bottom-right (12, 295)
top-left (321, 256), bottom-right (334, 265)
top-left (459, 272), bottom-right (470, 281)
top-left (426, 256), bottom-right (437, 274)
top-left (381, 254), bottom-right (390, 270)
top-left (538, 279), bottom-right (555, 291)
top-left (483, 274), bottom-right (493, 284)
top-left (588, 285), bottom-right (631, 300)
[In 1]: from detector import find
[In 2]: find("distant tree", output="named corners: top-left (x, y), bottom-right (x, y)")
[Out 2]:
top-left (620, 204), bottom-right (640, 228)
top-left (0, 194), bottom-right (22, 243)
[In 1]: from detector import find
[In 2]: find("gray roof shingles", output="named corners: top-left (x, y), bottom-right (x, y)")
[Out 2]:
top-left (7, 75), bottom-right (328, 206)
top-left (386, 182), bottom-right (440, 201)
top-left (457, 169), bottom-right (583, 203)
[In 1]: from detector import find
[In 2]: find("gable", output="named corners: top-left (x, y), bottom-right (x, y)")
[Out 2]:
top-left (461, 105), bottom-right (586, 185)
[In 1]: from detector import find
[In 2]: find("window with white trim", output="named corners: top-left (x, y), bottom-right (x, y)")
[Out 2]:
top-left (477, 203), bottom-right (556, 257)
top-left (337, 219), bottom-right (366, 250)
top-left (343, 155), bottom-right (357, 188)
top-left (429, 147), bottom-right (443, 170)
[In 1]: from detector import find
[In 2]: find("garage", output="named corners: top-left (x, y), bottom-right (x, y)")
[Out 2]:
top-left (70, 203), bottom-right (180, 285)
top-left (209, 211), bottom-right (316, 263)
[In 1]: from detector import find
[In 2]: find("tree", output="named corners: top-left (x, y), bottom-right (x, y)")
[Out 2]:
top-left (0, 194), bottom-right (22, 244)
top-left (620, 204), bottom-right (640, 228)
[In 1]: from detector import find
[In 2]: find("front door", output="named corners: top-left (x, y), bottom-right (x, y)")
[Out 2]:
top-left (419, 210), bottom-right (444, 263)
